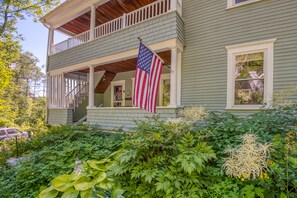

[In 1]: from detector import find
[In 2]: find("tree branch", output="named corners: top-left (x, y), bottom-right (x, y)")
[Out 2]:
top-left (0, 1), bottom-right (10, 36)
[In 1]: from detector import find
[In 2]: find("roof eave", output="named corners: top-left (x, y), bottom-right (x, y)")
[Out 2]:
top-left (39, 0), bottom-right (109, 30)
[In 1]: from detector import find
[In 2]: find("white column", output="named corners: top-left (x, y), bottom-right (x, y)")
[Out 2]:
top-left (122, 13), bottom-right (126, 28)
top-left (47, 76), bottom-right (51, 107)
top-left (48, 27), bottom-right (54, 55)
top-left (170, 47), bottom-right (178, 107)
top-left (176, 49), bottom-right (182, 106)
top-left (90, 4), bottom-right (96, 40)
top-left (170, 0), bottom-right (177, 10)
top-left (169, 47), bottom-right (182, 107)
top-left (61, 74), bottom-right (65, 107)
top-left (177, 0), bottom-right (182, 16)
top-left (88, 65), bottom-right (95, 107)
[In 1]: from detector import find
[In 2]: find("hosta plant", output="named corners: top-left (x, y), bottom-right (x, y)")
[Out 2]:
top-left (37, 155), bottom-right (123, 198)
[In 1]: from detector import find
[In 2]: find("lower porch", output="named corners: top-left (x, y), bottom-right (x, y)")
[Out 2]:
top-left (47, 107), bottom-right (179, 131)
top-left (87, 107), bottom-right (179, 131)
top-left (46, 40), bottom-right (183, 130)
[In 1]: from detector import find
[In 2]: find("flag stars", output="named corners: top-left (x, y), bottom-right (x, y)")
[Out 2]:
top-left (137, 43), bottom-right (154, 73)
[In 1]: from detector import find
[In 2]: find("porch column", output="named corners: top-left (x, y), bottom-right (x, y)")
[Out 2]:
top-left (88, 65), bottom-right (95, 107)
top-left (90, 4), bottom-right (96, 41)
top-left (170, 0), bottom-right (177, 10)
top-left (170, 0), bottom-right (182, 16)
top-left (170, 47), bottom-right (182, 107)
top-left (47, 27), bottom-right (54, 55)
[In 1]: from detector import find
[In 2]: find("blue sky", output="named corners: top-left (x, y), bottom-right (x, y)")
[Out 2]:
top-left (17, 19), bottom-right (67, 69)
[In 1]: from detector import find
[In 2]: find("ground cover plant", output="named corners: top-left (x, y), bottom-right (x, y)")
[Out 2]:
top-left (0, 125), bottom-right (126, 198)
top-left (1, 105), bottom-right (297, 197)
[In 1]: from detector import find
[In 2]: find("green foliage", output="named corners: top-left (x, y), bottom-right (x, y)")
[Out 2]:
top-left (37, 158), bottom-right (115, 198)
top-left (110, 117), bottom-right (216, 197)
top-left (204, 105), bottom-right (297, 166)
top-left (267, 132), bottom-right (297, 197)
top-left (1, 0), bottom-right (60, 37)
top-left (0, 0), bottom-right (59, 133)
top-left (0, 126), bottom-right (125, 198)
top-left (1, 106), bottom-right (297, 197)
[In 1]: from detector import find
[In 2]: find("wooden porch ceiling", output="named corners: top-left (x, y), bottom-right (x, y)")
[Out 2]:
top-left (58, 0), bottom-right (156, 35)
top-left (78, 50), bottom-right (171, 74)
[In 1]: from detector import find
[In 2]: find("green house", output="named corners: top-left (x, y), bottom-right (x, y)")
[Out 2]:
top-left (40, 0), bottom-right (297, 130)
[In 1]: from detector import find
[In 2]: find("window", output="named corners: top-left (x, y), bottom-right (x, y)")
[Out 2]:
top-left (226, 39), bottom-right (276, 109)
top-left (227, 0), bottom-right (262, 9)
top-left (0, 130), bottom-right (6, 136)
top-left (7, 129), bottom-right (18, 135)
top-left (111, 80), bottom-right (125, 107)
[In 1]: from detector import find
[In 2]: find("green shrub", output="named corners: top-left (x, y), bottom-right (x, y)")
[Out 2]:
top-left (110, 116), bottom-right (216, 198)
top-left (204, 105), bottom-right (297, 166)
top-left (0, 126), bottom-right (126, 198)
top-left (267, 132), bottom-right (297, 197)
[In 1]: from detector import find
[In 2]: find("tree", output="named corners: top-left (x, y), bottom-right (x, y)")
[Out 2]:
top-left (0, 0), bottom-right (60, 94)
top-left (0, 0), bottom-right (60, 37)
top-left (7, 52), bottom-right (43, 126)
top-left (0, 0), bottom-right (60, 127)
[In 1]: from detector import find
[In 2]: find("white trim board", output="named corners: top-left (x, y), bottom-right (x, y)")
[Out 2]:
top-left (111, 80), bottom-right (125, 107)
top-left (227, 0), bottom-right (262, 9)
top-left (225, 38), bottom-right (277, 110)
top-left (49, 38), bottom-right (184, 76)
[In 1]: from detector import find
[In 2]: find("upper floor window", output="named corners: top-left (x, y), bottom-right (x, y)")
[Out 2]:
top-left (227, 0), bottom-right (262, 9)
top-left (225, 39), bottom-right (276, 109)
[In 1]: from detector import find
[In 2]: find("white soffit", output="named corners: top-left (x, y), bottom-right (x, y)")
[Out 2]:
top-left (40, 0), bottom-right (109, 29)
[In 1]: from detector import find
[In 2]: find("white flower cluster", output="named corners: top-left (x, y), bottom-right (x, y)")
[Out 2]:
top-left (223, 134), bottom-right (271, 180)
top-left (166, 106), bottom-right (208, 133)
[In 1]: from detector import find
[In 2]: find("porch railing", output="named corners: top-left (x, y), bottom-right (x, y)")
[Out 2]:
top-left (52, 31), bottom-right (90, 54)
top-left (51, 0), bottom-right (173, 54)
top-left (47, 74), bottom-right (89, 109)
top-left (65, 81), bottom-right (89, 109)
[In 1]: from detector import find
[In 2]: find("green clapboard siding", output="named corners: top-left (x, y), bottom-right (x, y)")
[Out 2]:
top-left (182, 0), bottom-right (297, 112)
top-left (48, 109), bottom-right (73, 125)
top-left (87, 107), bottom-right (179, 131)
top-left (48, 11), bottom-right (184, 71)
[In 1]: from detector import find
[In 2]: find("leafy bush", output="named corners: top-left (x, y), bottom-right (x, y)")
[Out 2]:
top-left (37, 158), bottom-right (119, 198)
top-left (2, 106), bottom-right (297, 198)
top-left (204, 105), bottom-right (297, 165)
top-left (0, 125), bottom-right (74, 165)
top-left (110, 116), bottom-right (216, 198)
top-left (267, 132), bottom-right (297, 197)
top-left (0, 126), bottom-right (126, 198)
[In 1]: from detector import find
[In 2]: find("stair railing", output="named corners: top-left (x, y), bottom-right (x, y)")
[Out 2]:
top-left (65, 82), bottom-right (89, 108)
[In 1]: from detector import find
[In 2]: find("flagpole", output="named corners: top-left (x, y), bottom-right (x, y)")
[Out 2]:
top-left (137, 37), bottom-right (172, 70)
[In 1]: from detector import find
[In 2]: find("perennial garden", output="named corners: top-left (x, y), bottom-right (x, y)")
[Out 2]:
top-left (0, 105), bottom-right (297, 198)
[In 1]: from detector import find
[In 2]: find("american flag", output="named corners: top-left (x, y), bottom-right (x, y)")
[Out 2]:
top-left (134, 43), bottom-right (164, 113)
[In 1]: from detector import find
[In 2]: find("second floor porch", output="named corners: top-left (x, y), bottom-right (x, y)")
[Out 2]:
top-left (41, 0), bottom-right (184, 72)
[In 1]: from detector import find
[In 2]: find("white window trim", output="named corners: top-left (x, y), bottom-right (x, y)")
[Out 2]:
top-left (131, 78), bottom-right (135, 106)
top-left (159, 73), bottom-right (170, 106)
top-left (225, 39), bottom-right (277, 110)
top-left (111, 80), bottom-right (125, 107)
top-left (227, 0), bottom-right (262, 9)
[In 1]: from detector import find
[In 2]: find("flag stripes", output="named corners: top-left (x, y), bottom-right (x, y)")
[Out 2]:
top-left (134, 43), bottom-right (164, 113)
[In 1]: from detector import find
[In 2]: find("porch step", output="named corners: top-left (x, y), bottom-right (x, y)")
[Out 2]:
top-left (72, 115), bottom-right (87, 127)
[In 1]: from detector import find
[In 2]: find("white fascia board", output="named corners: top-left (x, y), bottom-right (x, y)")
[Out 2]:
top-left (40, 0), bottom-right (109, 30)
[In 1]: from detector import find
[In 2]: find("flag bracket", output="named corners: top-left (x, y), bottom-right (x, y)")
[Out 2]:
top-left (137, 37), bottom-right (172, 71)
